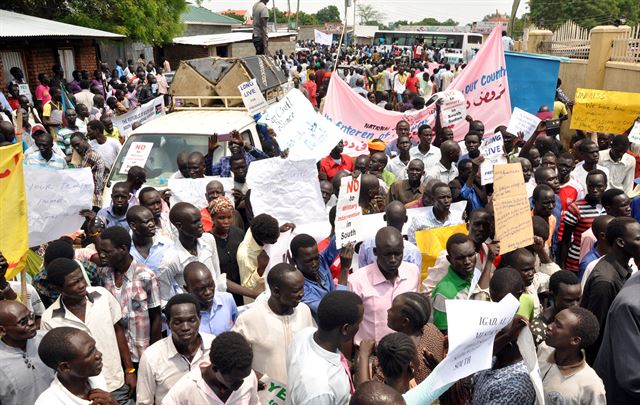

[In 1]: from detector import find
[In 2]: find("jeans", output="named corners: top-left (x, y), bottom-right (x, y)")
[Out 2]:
top-left (252, 36), bottom-right (265, 55)
top-left (111, 384), bottom-right (133, 405)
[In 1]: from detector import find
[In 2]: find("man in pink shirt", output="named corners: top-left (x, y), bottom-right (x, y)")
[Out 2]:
top-left (348, 227), bottom-right (421, 344)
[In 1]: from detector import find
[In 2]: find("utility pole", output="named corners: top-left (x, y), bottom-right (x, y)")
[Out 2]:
top-left (352, 0), bottom-right (357, 45)
top-left (273, 0), bottom-right (278, 31)
top-left (295, 0), bottom-right (300, 30)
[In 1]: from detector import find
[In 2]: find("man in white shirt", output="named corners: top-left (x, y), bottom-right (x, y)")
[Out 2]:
top-left (40, 258), bottom-right (134, 403)
top-left (599, 135), bottom-right (635, 194)
top-left (233, 263), bottom-right (315, 384)
top-left (87, 119), bottom-right (121, 169)
top-left (163, 331), bottom-right (259, 405)
top-left (424, 140), bottom-right (460, 184)
top-left (539, 307), bottom-right (606, 405)
top-left (74, 80), bottom-right (95, 109)
top-left (410, 124), bottom-right (441, 169)
top-left (287, 290), bottom-right (363, 405)
top-left (571, 140), bottom-right (610, 192)
top-left (35, 327), bottom-right (113, 405)
top-left (137, 294), bottom-right (215, 405)
top-left (502, 31), bottom-right (514, 51)
top-left (439, 64), bottom-right (455, 91)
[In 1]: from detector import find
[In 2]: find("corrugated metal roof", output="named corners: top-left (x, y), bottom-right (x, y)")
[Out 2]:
top-left (0, 9), bottom-right (125, 38)
top-left (181, 5), bottom-right (242, 26)
top-left (173, 32), bottom-right (296, 46)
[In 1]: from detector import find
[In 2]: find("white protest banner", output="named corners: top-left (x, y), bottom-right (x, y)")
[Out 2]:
top-left (119, 142), bottom-right (153, 174)
top-left (629, 120), bottom-right (640, 143)
top-left (426, 294), bottom-right (520, 391)
top-left (506, 107), bottom-right (542, 140)
top-left (335, 175), bottom-right (362, 247)
top-left (247, 158), bottom-right (330, 240)
top-left (25, 168), bottom-right (93, 246)
top-left (168, 176), bottom-right (234, 209)
top-left (258, 89), bottom-right (343, 161)
top-left (112, 95), bottom-right (165, 137)
top-left (437, 90), bottom-right (467, 126)
top-left (479, 131), bottom-right (507, 185)
top-left (238, 79), bottom-right (268, 115)
top-left (314, 29), bottom-right (333, 46)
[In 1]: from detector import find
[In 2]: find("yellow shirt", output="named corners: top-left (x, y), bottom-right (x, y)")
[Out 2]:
top-left (104, 127), bottom-right (121, 140)
top-left (553, 100), bottom-right (568, 119)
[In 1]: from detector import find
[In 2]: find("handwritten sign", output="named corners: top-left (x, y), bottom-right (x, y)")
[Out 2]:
top-left (238, 79), bottom-right (268, 115)
top-left (629, 120), bottom-right (640, 143)
top-left (168, 176), bottom-right (234, 209)
top-left (257, 377), bottom-right (287, 405)
top-left (571, 88), bottom-right (640, 134)
top-left (335, 175), bottom-right (362, 248)
top-left (259, 89), bottom-right (343, 161)
top-left (506, 107), bottom-right (542, 141)
top-left (438, 90), bottom-right (467, 126)
top-left (426, 294), bottom-right (520, 391)
top-left (492, 163), bottom-right (534, 254)
top-left (119, 142), bottom-right (153, 174)
top-left (479, 132), bottom-right (507, 185)
top-left (25, 168), bottom-right (94, 246)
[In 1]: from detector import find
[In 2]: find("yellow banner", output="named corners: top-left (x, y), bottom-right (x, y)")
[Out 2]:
top-left (570, 88), bottom-right (640, 134)
top-left (414, 223), bottom-right (468, 280)
top-left (0, 143), bottom-right (29, 279)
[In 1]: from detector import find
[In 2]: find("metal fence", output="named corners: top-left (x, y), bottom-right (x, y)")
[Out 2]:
top-left (540, 21), bottom-right (591, 59)
top-left (611, 25), bottom-right (640, 63)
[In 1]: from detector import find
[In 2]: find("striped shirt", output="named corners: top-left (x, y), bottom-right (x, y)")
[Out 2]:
top-left (98, 259), bottom-right (161, 362)
top-left (562, 199), bottom-right (605, 272)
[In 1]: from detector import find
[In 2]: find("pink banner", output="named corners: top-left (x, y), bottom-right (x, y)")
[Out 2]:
top-left (446, 26), bottom-right (511, 138)
top-left (323, 79), bottom-right (435, 156)
top-left (323, 26), bottom-right (511, 155)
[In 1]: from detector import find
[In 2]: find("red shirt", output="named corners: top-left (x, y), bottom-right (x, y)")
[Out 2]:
top-left (406, 76), bottom-right (419, 93)
top-left (319, 154), bottom-right (354, 181)
top-left (201, 207), bottom-right (213, 232)
top-left (559, 183), bottom-right (579, 211)
top-left (303, 80), bottom-right (317, 107)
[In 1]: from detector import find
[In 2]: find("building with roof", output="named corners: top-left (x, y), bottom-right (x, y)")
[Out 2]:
top-left (0, 9), bottom-right (124, 91)
top-left (181, 5), bottom-right (242, 36)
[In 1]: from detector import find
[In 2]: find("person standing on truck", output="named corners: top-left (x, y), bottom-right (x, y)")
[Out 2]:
top-left (252, 0), bottom-right (270, 57)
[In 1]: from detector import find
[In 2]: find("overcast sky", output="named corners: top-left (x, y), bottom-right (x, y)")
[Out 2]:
top-left (202, 0), bottom-right (529, 25)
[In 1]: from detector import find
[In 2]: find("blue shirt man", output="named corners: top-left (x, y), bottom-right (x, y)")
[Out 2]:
top-left (293, 236), bottom-right (347, 320)
top-left (130, 236), bottom-right (172, 275)
top-left (199, 291), bottom-right (238, 336)
top-left (97, 205), bottom-right (130, 231)
top-left (579, 243), bottom-right (601, 281)
top-left (204, 147), bottom-right (268, 177)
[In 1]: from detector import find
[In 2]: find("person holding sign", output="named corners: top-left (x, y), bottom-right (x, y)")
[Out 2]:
top-left (320, 140), bottom-right (355, 182)
top-left (348, 227), bottom-right (420, 344)
top-left (205, 131), bottom-right (268, 178)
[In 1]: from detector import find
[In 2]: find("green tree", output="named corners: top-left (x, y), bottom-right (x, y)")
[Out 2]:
top-left (529, 0), bottom-right (639, 30)
top-left (357, 4), bottom-right (385, 25)
top-left (4, 0), bottom-right (188, 45)
top-left (296, 11), bottom-right (318, 26)
top-left (412, 17), bottom-right (459, 26)
top-left (315, 5), bottom-right (341, 23)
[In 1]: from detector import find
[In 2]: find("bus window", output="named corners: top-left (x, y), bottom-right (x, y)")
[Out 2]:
top-left (467, 35), bottom-right (482, 44)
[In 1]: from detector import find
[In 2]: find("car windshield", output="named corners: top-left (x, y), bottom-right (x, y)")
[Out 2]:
top-left (107, 134), bottom-right (225, 188)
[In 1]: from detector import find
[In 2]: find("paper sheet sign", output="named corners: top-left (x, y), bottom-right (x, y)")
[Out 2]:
top-left (335, 175), bottom-right (362, 248)
top-left (238, 79), bottom-right (268, 115)
top-left (438, 90), bottom-right (467, 126)
top-left (506, 107), bottom-right (542, 141)
top-left (479, 132), bottom-right (507, 185)
top-left (492, 163), bottom-right (534, 254)
top-left (168, 176), bottom-right (234, 209)
top-left (25, 167), bottom-right (94, 246)
top-left (425, 294), bottom-right (520, 391)
top-left (314, 29), bottom-right (333, 46)
top-left (119, 142), bottom-right (153, 174)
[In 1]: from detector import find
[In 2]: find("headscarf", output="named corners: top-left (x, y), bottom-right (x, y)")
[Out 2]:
top-left (208, 197), bottom-right (234, 217)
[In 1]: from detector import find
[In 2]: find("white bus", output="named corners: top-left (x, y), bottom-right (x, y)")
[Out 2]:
top-left (373, 30), bottom-right (483, 62)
